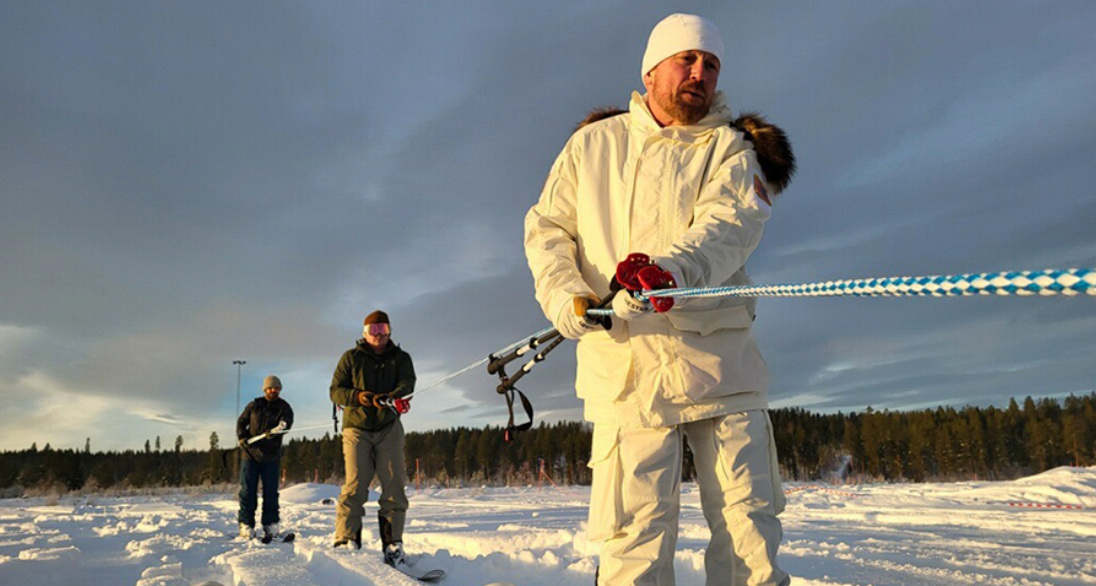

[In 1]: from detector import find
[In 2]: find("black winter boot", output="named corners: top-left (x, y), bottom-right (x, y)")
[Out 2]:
top-left (378, 513), bottom-right (395, 550)
top-left (332, 527), bottom-right (362, 550)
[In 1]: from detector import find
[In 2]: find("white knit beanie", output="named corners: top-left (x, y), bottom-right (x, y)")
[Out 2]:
top-left (641, 13), bottom-right (724, 78)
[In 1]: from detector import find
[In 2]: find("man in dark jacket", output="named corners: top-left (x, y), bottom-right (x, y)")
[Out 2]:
top-left (236, 374), bottom-right (294, 540)
top-left (330, 310), bottom-right (415, 566)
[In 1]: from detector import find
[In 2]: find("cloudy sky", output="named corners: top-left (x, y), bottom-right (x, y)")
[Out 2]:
top-left (3, 1), bottom-right (1095, 452)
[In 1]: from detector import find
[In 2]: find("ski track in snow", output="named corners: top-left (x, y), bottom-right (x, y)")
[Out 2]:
top-left (0, 467), bottom-right (1094, 586)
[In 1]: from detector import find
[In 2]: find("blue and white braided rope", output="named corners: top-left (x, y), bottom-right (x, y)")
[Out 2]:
top-left (585, 268), bottom-right (1096, 317)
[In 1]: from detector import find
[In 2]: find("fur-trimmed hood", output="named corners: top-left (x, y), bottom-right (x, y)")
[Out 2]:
top-left (575, 107), bottom-right (796, 195)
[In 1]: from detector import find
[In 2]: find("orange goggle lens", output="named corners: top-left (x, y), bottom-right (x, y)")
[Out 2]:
top-left (365, 323), bottom-right (390, 336)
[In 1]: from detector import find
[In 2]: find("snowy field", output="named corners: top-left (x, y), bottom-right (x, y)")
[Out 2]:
top-left (1, 467), bottom-right (1094, 586)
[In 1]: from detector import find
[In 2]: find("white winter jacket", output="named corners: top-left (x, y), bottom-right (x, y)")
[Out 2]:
top-left (524, 91), bottom-right (775, 428)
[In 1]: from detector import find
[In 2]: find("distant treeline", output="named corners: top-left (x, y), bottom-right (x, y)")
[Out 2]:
top-left (772, 393), bottom-right (1095, 481)
top-left (2, 393), bottom-right (1093, 495)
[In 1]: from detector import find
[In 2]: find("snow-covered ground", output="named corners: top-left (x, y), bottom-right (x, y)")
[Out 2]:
top-left (1, 467), bottom-right (1094, 586)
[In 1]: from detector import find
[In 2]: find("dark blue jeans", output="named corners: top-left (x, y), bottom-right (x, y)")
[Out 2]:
top-left (238, 458), bottom-right (280, 528)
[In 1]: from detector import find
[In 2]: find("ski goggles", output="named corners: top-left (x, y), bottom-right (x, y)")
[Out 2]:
top-left (364, 322), bottom-right (391, 336)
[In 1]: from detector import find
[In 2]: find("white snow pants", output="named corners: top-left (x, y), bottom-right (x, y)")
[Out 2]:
top-left (588, 410), bottom-right (788, 586)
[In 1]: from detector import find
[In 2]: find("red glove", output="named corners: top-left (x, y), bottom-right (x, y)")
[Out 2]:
top-left (615, 253), bottom-right (676, 312)
top-left (615, 253), bottom-right (652, 292)
top-left (637, 265), bottom-right (676, 313)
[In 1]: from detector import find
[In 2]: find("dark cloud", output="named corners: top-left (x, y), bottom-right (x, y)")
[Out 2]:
top-left (2, 1), bottom-right (1095, 450)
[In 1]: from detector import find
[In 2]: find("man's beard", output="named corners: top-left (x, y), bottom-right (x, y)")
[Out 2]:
top-left (653, 80), bottom-right (713, 125)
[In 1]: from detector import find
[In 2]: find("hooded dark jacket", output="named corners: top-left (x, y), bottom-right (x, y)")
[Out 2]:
top-left (237, 396), bottom-right (294, 462)
top-left (330, 340), bottom-right (416, 431)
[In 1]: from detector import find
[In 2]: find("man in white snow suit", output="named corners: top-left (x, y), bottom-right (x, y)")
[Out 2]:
top-left (329, 310), bottom-right (415, 566)
top-left (524, 13), bottom-right (793, 586)
top-left (237, 374), bottom-right (294, 541)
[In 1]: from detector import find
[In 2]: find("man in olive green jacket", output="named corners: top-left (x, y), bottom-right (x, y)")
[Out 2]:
top-left (329, 310), bottom-right (415, 567)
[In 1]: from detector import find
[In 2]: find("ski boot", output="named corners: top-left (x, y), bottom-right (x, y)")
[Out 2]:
top-left (261, 523), bottom-right (279, 544)
top-left (384, 541), bottom-right (407, 567)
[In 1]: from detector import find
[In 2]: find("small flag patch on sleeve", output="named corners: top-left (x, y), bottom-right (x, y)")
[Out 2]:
top-left (753, 174), bottom-right (771, 206)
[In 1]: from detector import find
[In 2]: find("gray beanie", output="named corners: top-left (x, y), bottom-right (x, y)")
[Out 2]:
top-left (262, 375), bottom-right (282, 390)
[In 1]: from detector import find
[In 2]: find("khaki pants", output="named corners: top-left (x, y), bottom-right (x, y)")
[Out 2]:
top-left (335, 421), bottom-right (409, 546)
top-left (589, 410), bottom-right (788, 586)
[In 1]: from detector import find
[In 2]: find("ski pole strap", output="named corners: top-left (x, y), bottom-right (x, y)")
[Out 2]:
top-left (492, 358), bottom-right (538, 443)
top-left (500, 386), bottom-right (534, 442)
top-left (239, 442), bottom-right (261, 461)
top-left (491, 334), bottom-right (565, 442)
top-left (221, 443), bottom-right (259, 468)
top-left (585, 268), bottom-right (1096, 316)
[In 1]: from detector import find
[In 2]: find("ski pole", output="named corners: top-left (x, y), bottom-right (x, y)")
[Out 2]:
top-left (246, 420), bottom-right (289, 445)
top-left (369, 394), bottom-right (412, 415)
top-left (486, 327), bottom-right (566, 376)
top-left (495, 333), bottom-right (567, 391)
top-left (243, 422), bottom-right (332, 444)
top-left (396, 328), bottom-right (561, 402)
top-left (489, 290), bottom-right (618, 442)
top-left (402, 295), bottom-right (611, 402)
top-left (487, 289), bottom-right (619, 377)
top-left (490, 326), bottom-right (559, 359)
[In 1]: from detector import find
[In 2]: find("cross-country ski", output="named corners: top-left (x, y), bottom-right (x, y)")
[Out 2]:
top-left (262, 531), bottom-right (296, 544)
top-left (389, 558), bottom-right (446, 582)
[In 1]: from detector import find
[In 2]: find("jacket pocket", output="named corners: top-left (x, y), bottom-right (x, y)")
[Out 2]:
top-left (673, 326), bottom-right (770, 403)
top-left (668, 301), bottom-right (754, 336)
top-left (586, 425), bottom-right (622, 542)
top-left (575, 334), bottom-right (630, 402)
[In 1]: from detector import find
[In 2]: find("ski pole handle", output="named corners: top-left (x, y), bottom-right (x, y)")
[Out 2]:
top-left (246, 421), bottom-right (289, 444)
top-left (374, 395), bottom-right (411, 414)
top-left (487, 329), bottom-right (562, 375)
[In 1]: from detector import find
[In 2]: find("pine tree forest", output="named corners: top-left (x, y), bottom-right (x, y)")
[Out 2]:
top-left (2, 394), bottom-right (1094, 495)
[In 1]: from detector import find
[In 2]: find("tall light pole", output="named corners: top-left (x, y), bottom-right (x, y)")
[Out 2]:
top-left (233, 360), bottom-right (247, 419)
top-left (232, 360), bottom-right (246, 478)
